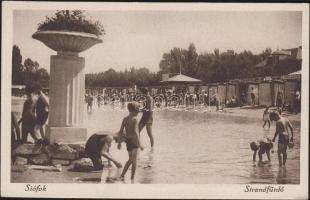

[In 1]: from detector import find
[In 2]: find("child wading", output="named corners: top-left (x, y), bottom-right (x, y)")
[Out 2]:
top-left (250, 136), bottom-right (274, 166)
top-left (262, 106), bottom-right (271, 129)
top-left (270, 111), bottom-right (294, 167)
top-left (117, 103), bottom-right (144, 182)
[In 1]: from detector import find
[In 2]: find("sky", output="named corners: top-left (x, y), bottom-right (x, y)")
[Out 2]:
top-left (13, 10), bottom-right (302, 73)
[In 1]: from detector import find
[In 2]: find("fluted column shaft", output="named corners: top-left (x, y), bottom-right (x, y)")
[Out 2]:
top-left (49, 53), bottom-right (84, 127)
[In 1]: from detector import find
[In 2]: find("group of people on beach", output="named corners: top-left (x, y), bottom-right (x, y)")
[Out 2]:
top-left (251, 108), bottom-right (294, 167)
top-left (11, 82), bottom-right (49, 151)
top-left (85, 88), bottom-right (154, 182)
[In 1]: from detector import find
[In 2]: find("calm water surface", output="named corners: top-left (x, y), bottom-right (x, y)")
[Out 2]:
top-left (11, 99), bottom-right (300, 184)
top-left (85, 104), bottom-right (300, 184)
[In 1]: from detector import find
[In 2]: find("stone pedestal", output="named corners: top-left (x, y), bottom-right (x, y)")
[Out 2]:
top-left (32, 30), bottom-right (102, 144)
top-left (47, 53), bottom-right (87, 143)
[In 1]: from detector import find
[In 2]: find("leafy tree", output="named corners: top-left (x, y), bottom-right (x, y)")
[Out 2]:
top-left (11, 45), bottom-right (50, 87)
top-left (12, 45), bottom-right (23, 85)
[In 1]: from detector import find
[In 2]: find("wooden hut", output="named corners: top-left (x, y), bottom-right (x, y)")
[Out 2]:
top-left (226, 82), bottom-right (239, 103)
top-left (258, 81), bottom-right (272, 106)
top-left (271, 80), bottom-right (284, 106)
top-left (208, 84), bottom-right (218, 98)
top-left (284, 79), bottom-right (299, 106)
top-left (217, 83), bottom-right (227, 104)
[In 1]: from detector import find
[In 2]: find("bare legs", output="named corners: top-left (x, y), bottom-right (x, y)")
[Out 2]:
top-left (262, 121), bottom-right (270, 129)
top-left (120, 148), bottom-right (138, 181)
top-left (277, 144), bottom-right (287, 166)
top-left (139, 123), bottom-right (154, 147)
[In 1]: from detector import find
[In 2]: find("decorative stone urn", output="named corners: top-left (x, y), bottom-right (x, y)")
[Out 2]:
top-left (32, 30), bottom-right (102, 143)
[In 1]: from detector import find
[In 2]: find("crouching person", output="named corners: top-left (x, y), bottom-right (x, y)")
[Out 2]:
top-left (85, 133), bottom-right (123, 170)
top-left (250, 137), bottom-right (274, 166)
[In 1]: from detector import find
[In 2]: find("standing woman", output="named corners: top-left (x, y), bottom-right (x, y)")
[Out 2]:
top-left (139, 88), bottom-right (154, 148)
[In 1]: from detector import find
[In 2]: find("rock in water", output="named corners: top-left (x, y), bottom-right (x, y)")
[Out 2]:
top-left (67, 144), bottom-right (86, 158)
top-left (71, 158), bottom-right (94, 172)
top-left (12, 143), bottom-right (41, 157)
top-left (46, 143), bottom-right (78, 160)
top-left (52, 159), bottom-right (71, 166)
top-left (13, 156), bottom-right (28, 166)
top-left (29, 153), bottom-right (51, 165)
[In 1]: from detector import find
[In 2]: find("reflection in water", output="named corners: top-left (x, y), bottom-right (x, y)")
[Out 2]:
top-left (138, 148), bottom-right (155, 184)
top-left (84, 105), bottom-right (300, 184)
top-left (276, 167), bottom-right (288, 184)
top-left (249, 164), bottom-right (275, 184)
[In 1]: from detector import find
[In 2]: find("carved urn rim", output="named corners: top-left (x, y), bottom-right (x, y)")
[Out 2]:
top-left (32, 30), bottom-right (103, 53)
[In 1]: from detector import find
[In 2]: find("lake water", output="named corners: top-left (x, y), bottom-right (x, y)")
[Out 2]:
top-left (85, 104), bottom-right (300, 184)
top-left (11, 99), bottom-right (300, 184)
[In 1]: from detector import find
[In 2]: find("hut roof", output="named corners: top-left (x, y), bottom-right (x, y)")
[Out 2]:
top-left (160, 74), bottom-right (202, 83)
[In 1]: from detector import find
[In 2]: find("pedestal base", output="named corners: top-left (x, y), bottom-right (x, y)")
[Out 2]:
top-left (46, 126), bottom-right (87, 143)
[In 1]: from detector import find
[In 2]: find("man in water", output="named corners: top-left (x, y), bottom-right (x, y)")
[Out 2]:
top-left (85, 133), bottom-right (123, 170)
top-left (87, 94), bottom-right (94, 112)
top-left (270, 111), bottom-right (294, 167)
top-left (139, 88), bottom-right (154, 147)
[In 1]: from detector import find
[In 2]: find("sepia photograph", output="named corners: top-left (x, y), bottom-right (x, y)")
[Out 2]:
top-left (1, 2), bottom-right (309, 199)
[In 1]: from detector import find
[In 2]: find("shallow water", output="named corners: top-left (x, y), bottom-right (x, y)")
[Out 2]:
top-left (85, 103), bottom-right (300, 184)
top-left (11, 98), bottom-right (300, 184)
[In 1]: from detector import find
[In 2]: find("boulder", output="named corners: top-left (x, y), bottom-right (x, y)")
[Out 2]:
top-left (52, 159), bottom-right (71, 166)
top-left (46, 143), bottom-right (78, 161)
top-left (28, 153), bottom-right (51, 165)
top-left (71, 158), bottom-right (94, 172)
top-left (12, 143), bottom-right (42, 157)
top-left (13, 156), bottom-right (28, 166)
top-left (11, 165), bottom-right (28, 173)
top-left (67, 144), bottom-right (86, 158)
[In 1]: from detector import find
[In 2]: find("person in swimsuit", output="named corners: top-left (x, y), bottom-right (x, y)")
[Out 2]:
top-left (139, 88), bottom-right (154, 147)
top-left (33, 83), bottom-right (49, 141)
top-left (85, 133), bottom-right (122, 170)
top-left (262, 106), bottom-right (271, 129)
top-left (250, 136), bottom-right (274, 165)
top-left (87, 94), bottom-right (94, 112)
top-left (270, 111), bottom-right (294, 167)
top-left (117, 103), bottom-right (143, 182)
top-left (11, 112), bottom-right (21, 150)
top-left (18, 83), bottom-right (41, 143)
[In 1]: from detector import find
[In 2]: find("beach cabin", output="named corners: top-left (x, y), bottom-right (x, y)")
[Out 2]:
top-left (271, 80), bottom-right (284, 106)
top-left (208, 84), bottom-right (218, 98)
top-left (217, 83), bottom-right (227, 104)
top-left (258, 81), bottom-right (272, 106)
top-left (284, 79), bottom-right (299, 106)
top-left (246, 82), bottom-right (259, 105)
top-left (226, 82), bottom-right (239, 104)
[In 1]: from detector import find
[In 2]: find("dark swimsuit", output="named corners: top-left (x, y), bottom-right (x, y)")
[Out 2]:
top-left (125, 135), bottom-right (140, 151)
top-left (36, 97), bottom-right (49, 125)
top-left (140, 111), bottom-right (153, 125)
top-left (278, 133), bottom-right (289, 144)
top-left (85, 134), bottom-right (107, 169)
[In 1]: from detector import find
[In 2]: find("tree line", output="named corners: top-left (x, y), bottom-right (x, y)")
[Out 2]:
top-left (85, 67), bottom-right (160, 88)
top-left (13, 43), bottom-right (300, 88)
top-left (12, 45), bottom-right (49, 87)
